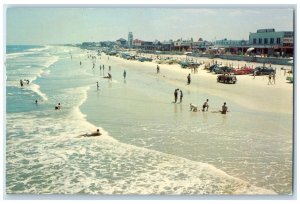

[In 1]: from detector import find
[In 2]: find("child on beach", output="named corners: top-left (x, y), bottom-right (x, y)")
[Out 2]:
top-left (190, 103), bottom-right (198, 112)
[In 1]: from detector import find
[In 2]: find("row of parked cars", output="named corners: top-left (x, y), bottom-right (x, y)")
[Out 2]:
top-left (207, 64), bottom-right (275, 84)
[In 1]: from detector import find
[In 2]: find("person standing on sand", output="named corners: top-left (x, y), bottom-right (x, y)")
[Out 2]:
top-left (96, 82), bottom-right (99, 91)
top-left (123, 70), bottom-right (127, 80)
top-left (109, 66), bottom-right (111, 72)
top-left (157, 65), bottom-right (160, 74)
top-left (268, 73), bottom-right (273, 85)
top-left (179, 90), bottom-right (183, 103)
top-left (187, 73), bottom-right (191, 85)
top-left (174, 89), bottom-right (179, 103)
top-left (253, 70), bottom-right (256, 79)
top-left (272, 72), bottom-right (276, 84)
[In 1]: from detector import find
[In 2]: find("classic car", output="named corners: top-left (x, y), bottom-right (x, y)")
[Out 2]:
top-left (217, 74), bottom-right (237, 84)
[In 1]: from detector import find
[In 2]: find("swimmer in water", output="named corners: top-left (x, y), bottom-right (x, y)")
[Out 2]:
top-left (80, 129), bottom-right (102, 137)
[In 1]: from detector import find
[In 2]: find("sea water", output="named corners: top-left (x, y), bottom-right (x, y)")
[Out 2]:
top-left (5, 45), bottom-right (292, 195)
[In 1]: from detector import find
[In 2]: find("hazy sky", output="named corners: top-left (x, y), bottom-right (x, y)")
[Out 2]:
top-left (6, 7), bottom-right (294, 45)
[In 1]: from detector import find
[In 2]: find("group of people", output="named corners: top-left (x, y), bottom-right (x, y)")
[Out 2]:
top-left (19, 79), bottom-right (30, 87)
top-left (190, 99), bottom-right (209, 112)
top-left (190, 100), bottom-right (228, 114)
top-left (55, 103), bottom-right (61, 110)
top-left (173, 88), bottom-right (183, 103)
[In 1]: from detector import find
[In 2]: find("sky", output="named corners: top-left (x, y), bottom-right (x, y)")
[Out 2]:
top-left (5, 6), bottom-right (294, 45)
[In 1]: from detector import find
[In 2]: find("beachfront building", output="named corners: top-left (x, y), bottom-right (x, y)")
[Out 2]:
top-left (249, 28), bottom-right (294, 57)
top-left (153, 40), bottom-right (162, 51)
top-left (161, 40), bottom-right (174, 51)
top-left (116, 38), bottom-right (127, 47)
top-left (128, 32), bottom-right (133, 48)
top-left (214, 38), bottom-right (249, 55)
top-left (191, 38), bottom-right (214, 52)
top-left (133, 39), bottom-right (143, 49)
top-left (141, 41), bottom-right (154, 50)
top-left (174, 39), bottom-right (193, 51)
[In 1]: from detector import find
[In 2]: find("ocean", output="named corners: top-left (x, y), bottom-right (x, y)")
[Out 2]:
top-left (5, 45), bottom-right (292, 195)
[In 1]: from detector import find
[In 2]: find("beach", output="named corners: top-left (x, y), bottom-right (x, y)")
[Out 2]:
top-left (6, 45), bottom-right (293, 195)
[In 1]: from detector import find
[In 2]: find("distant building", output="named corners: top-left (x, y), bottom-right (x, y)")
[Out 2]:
top-left (215, 38), bottom-right (249, 47)
top-left (128, 32), bottom-right (133, 48)
top-left (174, 39), bottom-right (193, 51)
top-left (141, 41), bottom-right (154, 50)
top-left (116, 38), bottom-right (127, 47)
top-left (249, 28), bottom-right (294, 57)
top-left (133, 39), bottom-right (143, 49)
top-left (161, 40), bottom-right (174, 51)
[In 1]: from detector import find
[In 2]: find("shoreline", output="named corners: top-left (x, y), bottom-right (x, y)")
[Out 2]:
top-left (99, 53), bottom-right (293, 115)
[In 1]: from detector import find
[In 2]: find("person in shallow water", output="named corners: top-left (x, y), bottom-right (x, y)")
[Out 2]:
top-left (55, 103), bottom-right (61, 110)
top-left (80, 129), bottom-right (102, 137)
top-left (202, 99), bottom-right (209, 112)
top-left (190, 103), bottom-right (198, 112)
top-left (103, 73), bottom-right (112, 80)
top-left (20, 79), bottom-right (23, 87)
top-left (220, 102), bottom-right (228, 114)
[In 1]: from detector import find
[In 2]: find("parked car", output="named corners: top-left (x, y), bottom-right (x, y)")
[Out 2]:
top-left (208, 64), bottom-right (219, 72)
top-left (137, 57), bottom-right (153, 62)
top-left (232, 67), bottom-right (254, 75)
top-left (217, 74), bottom-right (237, 84)
top-left (214, 66), bottom-right (232, 74)
top-left (179, 61), bottom-right (200, 69)
top-left (252, 67), bottom-right (275, 75)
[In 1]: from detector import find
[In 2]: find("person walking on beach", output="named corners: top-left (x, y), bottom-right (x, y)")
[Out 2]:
top-left (157, 65), bottom-right (160, 74)
top-left (187, 73), bottom-right (191, 85)
top-left (109, 66), bottom-right (111, 72)
top-left (123, 70), bottom-right (127, 80)
top-left (202, 99), bottom-right (209, 112)
top-left (268, 73), bottom-right (273, 85)
top-left (220, 102), bottom-right (228, 114)
top-left (96, 82), bottom-right (99, 91)
top-left (253, 70), bottom-right (256, 79)
top-left (174, 88), bottom-right (179, 103)
top-left (179, 90), bottom-right (183, 103)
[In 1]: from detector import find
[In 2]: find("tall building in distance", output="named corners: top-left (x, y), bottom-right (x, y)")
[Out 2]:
top-left (128, 32), bottom-right (133, 48)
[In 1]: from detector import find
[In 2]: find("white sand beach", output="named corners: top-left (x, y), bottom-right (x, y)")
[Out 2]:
top-left (100, 53), bottom-right (293, 114)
